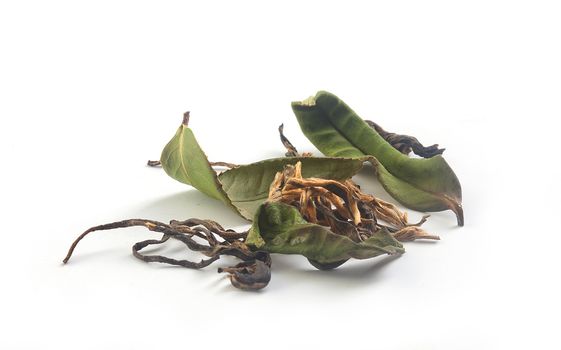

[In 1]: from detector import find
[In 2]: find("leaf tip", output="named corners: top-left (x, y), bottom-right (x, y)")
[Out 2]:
top-left (451, 200), bottom-right (464, 226)
top-left (456, 206), bottom-right (464, 227)
top-left (183, 111), bottom-right (190, 126)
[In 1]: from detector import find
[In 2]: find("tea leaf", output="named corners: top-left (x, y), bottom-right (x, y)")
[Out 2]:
top-left (159, 113), bottom-right (364, 220)
top-left (292, 91), bottom-right (463, 225)
top-left (160, 112), bottom-right (242, 214)
top-left (364, 120), bottom-right (445, 158)
top-left (247, 202), bottom-right (404, 265)
top-left (218, 157), bottom-right (363, 219)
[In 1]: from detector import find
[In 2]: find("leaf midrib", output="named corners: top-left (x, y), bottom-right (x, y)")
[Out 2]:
top-left (178, 126), bottom-right (191, 183)
top-left (319, 105), bottom-right (369, 157)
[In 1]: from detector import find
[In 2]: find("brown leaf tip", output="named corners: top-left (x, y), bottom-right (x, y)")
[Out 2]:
top-left (183, 111), bottom-right (190, 126)
top-left (443, 195), bottom-right (464, 227)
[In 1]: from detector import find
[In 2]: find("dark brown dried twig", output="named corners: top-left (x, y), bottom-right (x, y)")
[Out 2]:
top-left (62, 218), bottom-right (270, 290)
top-left (365, 120), bottom-right (445, 158)
top-left (278, 124), bottom-right (312, 157)
top-left (132, 235), bottom-right (220, 268)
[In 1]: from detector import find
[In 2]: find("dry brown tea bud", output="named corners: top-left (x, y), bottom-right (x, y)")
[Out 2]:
top-left (268, 161), bottom-right (438, 243)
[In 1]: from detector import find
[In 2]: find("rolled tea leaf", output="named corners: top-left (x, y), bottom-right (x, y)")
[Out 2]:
top-left (291, 91), bottom-right (463, 226)
top-left (364, 120), bottom-right (445, 158)
top-left (246, 201), bottom-right (404, 266)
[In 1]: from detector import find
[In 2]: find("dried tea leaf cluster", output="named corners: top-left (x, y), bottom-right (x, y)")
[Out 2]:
top-left (268, 162), bottom-right (437, 243)
top-left (63, 91), bottom-right (462, 291)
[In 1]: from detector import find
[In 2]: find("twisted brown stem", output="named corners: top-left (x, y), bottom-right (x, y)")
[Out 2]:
top-left (63, 218), bottom-right (271, 290)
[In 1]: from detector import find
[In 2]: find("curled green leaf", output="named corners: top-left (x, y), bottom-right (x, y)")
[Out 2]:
top-left (160, 112), bottom-right (234, 201)
top-left (246, 202), bottom-right (404, 266)
top-left (159, 112), bottom-right (365, 220)
top-left (291, 91), bottom-right (463, 226)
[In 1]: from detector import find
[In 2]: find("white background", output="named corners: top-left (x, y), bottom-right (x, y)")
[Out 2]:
top-left (1, 1), bottom-right (560, 349)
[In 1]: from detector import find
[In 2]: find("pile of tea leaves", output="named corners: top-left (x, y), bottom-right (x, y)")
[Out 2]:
top-left (63, 91), bottom-right (462, 291)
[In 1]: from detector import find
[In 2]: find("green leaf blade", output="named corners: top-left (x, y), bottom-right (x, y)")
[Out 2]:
top-left (218, 157), bottom-right (364, 220)
top-left (159, 117), bottom-right (366, 221)
top-left (160, 122), bottom-right (238, 211)
top-left (291, 102), bottom-right (365, 158)
top-left (292, 91), bottom-right (464, 225)
top-left (247, 202), bottom-right (404, 265)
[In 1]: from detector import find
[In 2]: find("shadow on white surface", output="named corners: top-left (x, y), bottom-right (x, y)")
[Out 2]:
top-left (273, 253), bottom-right (402, 277)
top-left (258, 253), bottom-right (406, 293)
top-left (133, 189), bottom-right (250, 229)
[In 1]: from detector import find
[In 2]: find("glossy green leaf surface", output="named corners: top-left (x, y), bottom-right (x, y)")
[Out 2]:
top-left (292, 91), bottom-right (463, 225)
top-left (160, 117), bottom-right (364, 220)
top-left (247, 202), bottom-right (404, 264)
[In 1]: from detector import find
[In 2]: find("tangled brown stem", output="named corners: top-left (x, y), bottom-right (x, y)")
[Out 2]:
top-left (63, 218), bottom-right (270, 290)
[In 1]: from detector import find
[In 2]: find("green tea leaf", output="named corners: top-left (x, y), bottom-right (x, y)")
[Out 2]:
top-left (160, 113), bottom-right (242, 216)
top-left (218, 157), bottom-right (363, 219)
top-left (292, 91), bottom-right (464, 225)
top-left (160, 113), bottom-right (364, 220)
top-left (247, 202), bottom-right (404, 265)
